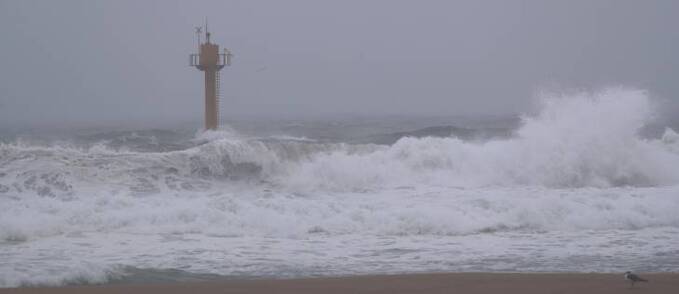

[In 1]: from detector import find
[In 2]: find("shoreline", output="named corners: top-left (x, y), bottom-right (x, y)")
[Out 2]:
top-left (3, 272), bottom-right (678, 294)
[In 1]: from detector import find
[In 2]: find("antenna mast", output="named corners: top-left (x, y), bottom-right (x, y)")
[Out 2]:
top-left (205, 18), bottom-right (211, 43)
top-left (195, 26), bottom-right (202, 50)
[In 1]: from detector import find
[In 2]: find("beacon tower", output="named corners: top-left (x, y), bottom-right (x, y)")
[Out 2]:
top-left (190, 25), bottom-right (232, 130)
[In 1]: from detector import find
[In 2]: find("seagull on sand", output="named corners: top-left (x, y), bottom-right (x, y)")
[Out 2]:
top-left (624, 271), bottom-right (648, 288)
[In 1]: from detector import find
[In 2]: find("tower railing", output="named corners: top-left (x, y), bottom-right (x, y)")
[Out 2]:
top-left (189, 53), bottom-right (229, 68)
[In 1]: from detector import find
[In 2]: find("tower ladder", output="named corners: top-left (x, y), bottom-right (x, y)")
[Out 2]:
top-left (215, 70), bottom-right (220, 126)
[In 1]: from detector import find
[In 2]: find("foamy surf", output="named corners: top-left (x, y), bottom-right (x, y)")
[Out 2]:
top-left (1, 88), bottom-right (679, 287)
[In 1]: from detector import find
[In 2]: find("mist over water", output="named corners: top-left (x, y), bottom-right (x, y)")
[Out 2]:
top-left (2, 88), bottom-right (679, 287)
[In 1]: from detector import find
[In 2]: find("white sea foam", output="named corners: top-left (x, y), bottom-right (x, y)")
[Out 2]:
top-left (282, 88), bottom-right (679, 191)
top-left (2, 88), bottom-right (677, 195)
top-left (1, 88), bottom-right (679, 287)
top-left (0, 262), bottom-right (122, 288)
top-left (1, 88), bottom-right (678, 239)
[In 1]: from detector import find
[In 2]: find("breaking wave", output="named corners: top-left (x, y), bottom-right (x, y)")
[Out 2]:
top-left (0, 88), bottom-right (677, 240)
top-left (283, 88), bottom-right (679, 191)
top-left (1, 263), bottom-right (123, 288)
top-left (2, 87), bottom-right (679, 287)
top-left (2, 88), bottom-right (678, 198)
top-left (0, 88), bottom-right (678, 236)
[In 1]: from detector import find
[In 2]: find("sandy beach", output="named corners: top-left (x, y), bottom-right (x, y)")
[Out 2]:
top-left (2, 273), bottom-right (677, 294)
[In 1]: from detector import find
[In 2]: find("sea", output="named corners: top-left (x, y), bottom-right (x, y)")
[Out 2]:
top-left (2, 88), bottom-right (679, 287)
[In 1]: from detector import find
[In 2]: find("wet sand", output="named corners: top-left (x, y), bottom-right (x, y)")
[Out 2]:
top-left (3, 272), bottom-right (677, 294)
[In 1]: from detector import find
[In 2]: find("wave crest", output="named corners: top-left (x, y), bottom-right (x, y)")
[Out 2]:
top-left (0, 88), bottom-right (677, 196)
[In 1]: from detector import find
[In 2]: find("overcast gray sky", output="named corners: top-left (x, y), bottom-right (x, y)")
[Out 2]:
top-left (1, 0), bottom-right (678, 128)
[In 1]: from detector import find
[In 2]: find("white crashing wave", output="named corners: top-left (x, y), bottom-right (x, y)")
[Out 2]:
top-left (282, 88), bottom-right (679, 191)
top-left (0, 262), bottom-right (122, 288)
top-left (2, 184), bottom-right (679, 241)
top-left (1, 88), bottom-right (678, 197)
top-left (2, 185), bottom-right (679, 287)
top-left (2, 87), bottom-right (679, 287)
